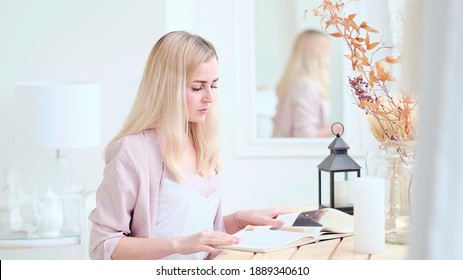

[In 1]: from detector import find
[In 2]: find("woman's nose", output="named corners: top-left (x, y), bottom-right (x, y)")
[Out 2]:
top-left (202, 88), bottom-right (214, 103)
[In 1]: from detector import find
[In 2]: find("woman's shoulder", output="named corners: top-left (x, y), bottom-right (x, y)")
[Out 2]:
top-left (106, 129), bottom-right (160, 160)
top-left (114, 129), bottom-right (158, 145)
top-left (292, 77), bottom-right (317, 91)
top-left (285, 78), bottom-right (318, 100)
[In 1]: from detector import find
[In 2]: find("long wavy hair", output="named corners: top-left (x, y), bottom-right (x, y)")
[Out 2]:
top-left (276, 29), bottom-right (331, 99)
top-left (107, 31), bottom-right (221, 181)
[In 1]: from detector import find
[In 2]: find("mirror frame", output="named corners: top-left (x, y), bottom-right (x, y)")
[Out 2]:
top-left (233, 0), bottom-right (367, 158)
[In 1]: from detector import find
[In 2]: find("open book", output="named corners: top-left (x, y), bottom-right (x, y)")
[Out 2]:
top-left (216, 208), bottom-right (353, 253)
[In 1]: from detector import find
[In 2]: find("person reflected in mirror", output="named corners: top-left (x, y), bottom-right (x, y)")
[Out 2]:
top-left (88, 31), bottom-right (291, 260)
top-left (272, 30), bottom-right (332, 138)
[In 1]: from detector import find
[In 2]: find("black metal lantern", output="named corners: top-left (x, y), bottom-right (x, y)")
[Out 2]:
top-left (318, 122), bottom-right (360, 215)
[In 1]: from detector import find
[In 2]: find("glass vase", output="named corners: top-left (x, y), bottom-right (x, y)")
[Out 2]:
top-left (366, 140), bottom-right (416, 245)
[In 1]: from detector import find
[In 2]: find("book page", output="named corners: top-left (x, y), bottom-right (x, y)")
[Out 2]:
top-left (216, 226), bottom-right (319, 253)
top-left (317, 209), bottom-right (353, 233)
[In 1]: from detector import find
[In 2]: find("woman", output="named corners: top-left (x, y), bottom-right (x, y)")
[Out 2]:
top-left (272, 30), bottom-right (332, 138)
top-left (89, 31), bottom-right (288, 260)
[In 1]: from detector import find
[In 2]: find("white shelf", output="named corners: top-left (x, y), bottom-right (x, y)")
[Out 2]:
top-left (0, 234), bottom-right (80, 249)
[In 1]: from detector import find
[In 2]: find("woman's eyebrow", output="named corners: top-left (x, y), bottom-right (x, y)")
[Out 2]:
top-left (191, 78), bottom-right (219, 83)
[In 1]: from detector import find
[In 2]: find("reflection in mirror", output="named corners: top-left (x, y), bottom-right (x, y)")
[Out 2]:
top-left (271, 30), bottom-right (332, 138)
top-left (254, 0), bottom-right (344, 139)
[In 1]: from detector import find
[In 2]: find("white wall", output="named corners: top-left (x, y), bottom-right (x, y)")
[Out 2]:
top-left (0, 0), bottom-right (166, 192)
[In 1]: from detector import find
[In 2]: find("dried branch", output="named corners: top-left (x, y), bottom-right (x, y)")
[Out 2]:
top-left (313, 0), bottom-right (418, 141)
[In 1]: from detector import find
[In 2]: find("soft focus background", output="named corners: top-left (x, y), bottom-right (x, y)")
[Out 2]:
top-left (2, 0), bottom-right (461, 260)
top-left (0, 0), bottom-right (395, 259)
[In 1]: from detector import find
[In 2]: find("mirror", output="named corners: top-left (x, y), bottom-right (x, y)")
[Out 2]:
top-left (254, 0), bottom-right (344, 138)
top-left (233, 0), bottom-right (366, 157)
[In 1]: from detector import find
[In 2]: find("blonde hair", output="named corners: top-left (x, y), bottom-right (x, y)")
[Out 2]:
top-left (276, 30), bottom-right (331, 99)
top-left (108, 31), bottom-right (221, 181)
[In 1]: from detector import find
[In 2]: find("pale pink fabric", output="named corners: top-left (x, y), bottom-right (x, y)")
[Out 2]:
top-left (88, 129), bottom-right (224, 260)
top-left (272, 78), bottom-right (329, 137)
top-left (155, 175), bottom-right (222, 260)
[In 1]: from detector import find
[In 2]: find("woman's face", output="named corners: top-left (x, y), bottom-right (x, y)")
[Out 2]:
top-left (186, 57), bottom-right (219, 123)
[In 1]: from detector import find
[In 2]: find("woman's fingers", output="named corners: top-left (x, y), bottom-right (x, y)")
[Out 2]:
top-left (197, 231), bottom-right (241, 255)
top-left (198, 230), bottom-right (241, 245)
top-left (175, 231), bottom-right (240, 255)
top-left (270, 207), bottom-right (296, 217)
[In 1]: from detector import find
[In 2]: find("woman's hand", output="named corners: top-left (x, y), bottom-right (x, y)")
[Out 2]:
top-left (235, 208), bottom-right (295, 228)
top-left (172, 230), bottom-right (241, 256)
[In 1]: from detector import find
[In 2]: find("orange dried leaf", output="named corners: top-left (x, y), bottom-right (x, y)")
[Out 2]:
top-left (376, 110), bottom-right (393, 117)
top-left (342, 18), bottom-right (350, 30)
top-left (363, 24), bottom-right (379, 33)
top-left (385, 73), bottom-right (396, 81)
top-left (356, 45), bottom-right (367, 54)
top-left (348, 13), bottom-right (357, 20)
top-left (378, 72), bottom-right (396, 82)
top-left (351, 37), bottom-right (361, 45)
top-left (375, 61), bottom-right (389, 71)
top-left (385, 56), bottom-right (401, 63)
top-left (367, 41), bottom-right (380, 50)
top-left (328, 5), bottom-right (339, 16)
top-left (326, 18), bottom-right (340, 25)
top-left (354, 49), bottom-right (363, 58)
top-left (369, 71), bottom-right (377, 80)
top-left (369, 71), bottom-right (378, 86)
top-left (329, 32), bottom-right (343, 37)
top-left (362, 54), bottom-right (370, 66)
top-left (359, 100), bottom-right (378, 110)
top-left (349, 19), bottom-right (360, 33)
top-left (400, 107), bottom-right (413, 117)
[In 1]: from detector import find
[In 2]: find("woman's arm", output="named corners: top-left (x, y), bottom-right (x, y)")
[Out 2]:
top-left (90, 136), bottom-right (240, 259)
top-left (111, 231), bottom-right (240, 260)
top-left (223, 208), bottom-right (294, 234)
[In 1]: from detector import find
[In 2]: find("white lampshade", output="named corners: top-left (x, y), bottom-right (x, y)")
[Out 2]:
top-left (16, 81), bottom-right (101, 149)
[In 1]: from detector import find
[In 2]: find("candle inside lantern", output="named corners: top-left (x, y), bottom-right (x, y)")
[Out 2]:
top-left (335, 181), bottom-right (350, 205)
top-left (352, 176), bottom-right (385, 254)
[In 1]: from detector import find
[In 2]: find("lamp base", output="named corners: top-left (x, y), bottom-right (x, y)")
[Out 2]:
top-left (35, 151), bottom-right (85, 235)
top-left (36, 153), bottom-right (84, 195)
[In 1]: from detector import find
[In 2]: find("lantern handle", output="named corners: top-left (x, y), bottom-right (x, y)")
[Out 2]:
top-left (331, 122), bottom-right (344, 137)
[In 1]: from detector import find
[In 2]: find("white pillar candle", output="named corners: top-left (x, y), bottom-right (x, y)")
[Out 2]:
top-left (352, 176), bottom-right (385, 254)
top-left (335, 181), bottom-right (350, 205)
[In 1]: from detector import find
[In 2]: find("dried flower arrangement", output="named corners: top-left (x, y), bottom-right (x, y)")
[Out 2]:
top-left (312, 0), bottom-right (418, 142)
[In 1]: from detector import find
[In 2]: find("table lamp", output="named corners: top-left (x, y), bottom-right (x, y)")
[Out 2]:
top-left (16, 81), bottom-right (101, 235)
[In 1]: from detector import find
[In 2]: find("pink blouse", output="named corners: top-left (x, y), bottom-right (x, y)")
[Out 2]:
top-left (272, 78), bottom-right (329, 137)
top-left (88, 129), bottom-right (224, 259)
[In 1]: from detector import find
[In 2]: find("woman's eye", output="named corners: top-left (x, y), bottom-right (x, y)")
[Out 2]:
top-left (192, 87), bottom-right (202, 92)
top-left (211, 84), bottom-right (218, 89)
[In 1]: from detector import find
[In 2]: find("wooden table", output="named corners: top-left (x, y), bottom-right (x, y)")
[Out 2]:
top-left (214, 236), bottom-right (407, 260)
